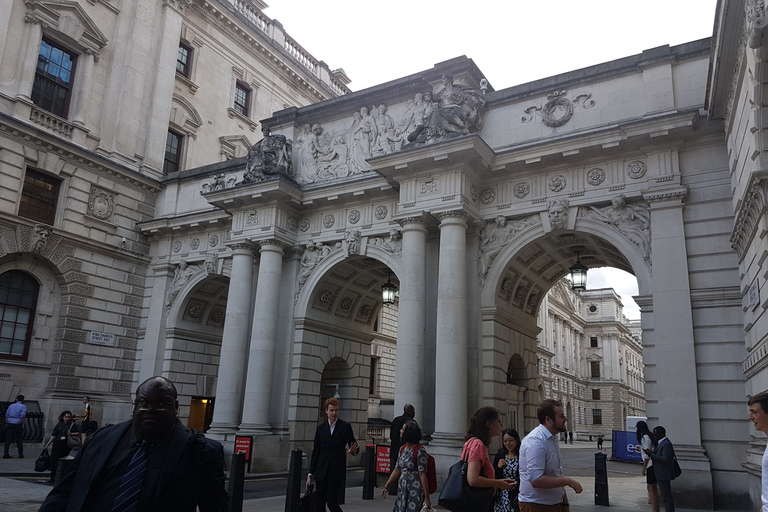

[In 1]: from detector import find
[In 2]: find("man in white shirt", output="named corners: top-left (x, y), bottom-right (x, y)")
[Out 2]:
top-left (748, 391), bottom-right (768, 511)
top-left (3, 394), bottom-right (26, 459)
top-left (518, 399), bottom-right (583, 512)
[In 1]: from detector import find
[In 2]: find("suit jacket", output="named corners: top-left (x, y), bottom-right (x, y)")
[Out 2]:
top-left (309, 419), bottom-right (357, 482)
top-left (38, 420), bottom-right (228, 512)
top-left (389, 414), bottom-right (410, 464)
top-left (649, 437), bottom-right (676, 481)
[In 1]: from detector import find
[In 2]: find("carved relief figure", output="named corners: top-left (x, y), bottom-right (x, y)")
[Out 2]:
top-left (242, 126), bottom-right (293, 183)
top-left (372, 104), bottom-right (396, 155)
top-left (204, 253), bottom-right (218, 274)
top-left (584, 194), bottom-right (651, 261)
top-left (371, 229), bottom-right (403, 254)
top-left (31, 224), bottom-right (52, 253)
top-left (297, 240), bottom-right (321, 289)
top-left (347, 112), bottom-right (373, 173)
top-left (479, 216), bottom-right (538, 280)
top-left (547, 198), bottom-right (569, 230)
top-left (166, 261), bottom-right (202, 311)
top-left (344, 229), bottom-right (361, 255)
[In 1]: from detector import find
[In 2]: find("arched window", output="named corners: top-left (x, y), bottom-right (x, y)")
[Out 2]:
top-left (0, 271), bottom-right (39, 360)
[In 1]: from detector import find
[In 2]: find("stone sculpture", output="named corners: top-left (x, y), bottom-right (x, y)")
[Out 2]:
top-left (547, 198), bottom-right (569, 230)
top-left (204, 253), bottom-right (218, 274)
top-left (479, 215), bottom-right (538, 280)
top-left (370, 229), bottom-right (403, 254)
top-left (583, 194), bottom-right (651, 262)
top-left (243, 126), bottom-right (293, 183)
top-left (344, 229), bottom-right (361, 255)
top-left (31, 224), bottom-right (52, 253)
top-left (166, 260), bottom-right (202, 312)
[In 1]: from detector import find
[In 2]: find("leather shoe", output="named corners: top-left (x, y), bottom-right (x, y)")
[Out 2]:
top-left (2, 455), bottom-right (11, 459)
top-left (18, 455), bottom-right (23, 458)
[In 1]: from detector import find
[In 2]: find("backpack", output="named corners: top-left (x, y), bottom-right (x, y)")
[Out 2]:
top-left (401, 444), bottom-right (437, 494)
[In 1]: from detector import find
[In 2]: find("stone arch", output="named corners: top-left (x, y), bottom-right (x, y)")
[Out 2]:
top-left (170, 94), bottom-right (203, 139)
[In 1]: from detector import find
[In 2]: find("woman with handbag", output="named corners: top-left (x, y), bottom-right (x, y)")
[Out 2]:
top-left (381, 419), bottom-right (432, 512)
top-left (493, 428), bottom-right (521, 512)
top-left (42, 410), bottom-right (80, 483)
top-left (464, 408), bottom-right (517, 509)
top-left (637, 421), bottom-right (660, 512)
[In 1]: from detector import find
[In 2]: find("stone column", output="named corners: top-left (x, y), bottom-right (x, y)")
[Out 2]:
top-left (69, 50), bottom-right (96, 127)
top-left (239, 241), bottom-right (285, 435)
top-left (208, 243), bottom-right (256, 434)
top-left (14, 15), bottom-right (43, 100)
top-left (394, 217), bottom-right (429, 422)
top-left (137, 264), bottom-right (176, 383)
top-left (432, 211), bottom-right (469, 446)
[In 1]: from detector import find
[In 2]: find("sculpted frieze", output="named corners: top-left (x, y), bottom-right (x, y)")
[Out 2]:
top-left (369, 229), bottom-right (403, 254)
top-left (479, 215), bottom-right (540, 283)
top-left (243, 126), bottom-right (293, 183)
top-left (522, 90), bottom-right (595, 127)
top-left (580, 194), bottom-right (651, 264)
top-left (295, 239), bottom-right (341, 302)
top-left (165, 260), bottom-right (203, 312)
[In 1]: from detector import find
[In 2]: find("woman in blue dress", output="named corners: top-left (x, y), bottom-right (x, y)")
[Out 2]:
top-left (493, 428), bottom-right (521, 512)
top-left (381, 419), bottom-right (432, 512)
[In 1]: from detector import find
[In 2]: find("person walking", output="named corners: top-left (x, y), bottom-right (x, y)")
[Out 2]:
top-left (389, 404), bottom-right (415, 494)
top-left (42, 410), bottom-right (80, 483)
top-left (4, 394), bottom-right (26, 459)
top-left (748, 391), bottom-right (768, 512)
top-left (493, 428), bottom-right (521, 512)
top-left (381, 419), bottom-right (432, 512)
top-left (644, 426), bottom-right (676, 512)
top-left (636, 421), bottom-right (660, 512)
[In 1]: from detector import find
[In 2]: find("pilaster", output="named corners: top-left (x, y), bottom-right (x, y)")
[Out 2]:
top-left (137, 264), bottom-right (176, 383)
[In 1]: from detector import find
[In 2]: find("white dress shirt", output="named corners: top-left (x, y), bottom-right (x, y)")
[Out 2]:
top-left (518, 423), bottom-right (566, 505)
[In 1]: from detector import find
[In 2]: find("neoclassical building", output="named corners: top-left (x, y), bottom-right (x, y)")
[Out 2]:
top-left (0, 0), bottom-right (765, 509)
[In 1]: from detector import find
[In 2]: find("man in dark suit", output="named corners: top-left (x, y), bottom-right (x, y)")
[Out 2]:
top-left (388, 403), bottom-right (414, 493)
top-left (644, 425), bottom-right (677, 512)
top-left (38, 376), bottom-right (228, 512)
top-left (306, 397), bottom-right (359, 512)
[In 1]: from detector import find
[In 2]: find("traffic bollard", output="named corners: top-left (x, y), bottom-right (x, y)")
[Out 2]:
top-left (363, 445), bottom-right (375, 500)
top-left (595, 451), bottom-right (609, 506)
top-left (229, 451), bottom-right (246, 512)
top-left (285, 449), bottom-right (304, 512)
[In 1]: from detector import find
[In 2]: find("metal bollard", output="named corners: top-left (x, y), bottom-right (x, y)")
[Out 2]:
top-left (362, 445), bottom-right (375, 500)
top-left (229, 452), bottom-right (246, 512)
top-left (285, 449), bottom-right (304, 512)
top-left (594, 451), bottom-right (609, 506)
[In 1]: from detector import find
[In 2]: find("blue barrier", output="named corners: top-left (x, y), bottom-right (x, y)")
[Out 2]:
top-left (610, 430), bottom-right (643, 463)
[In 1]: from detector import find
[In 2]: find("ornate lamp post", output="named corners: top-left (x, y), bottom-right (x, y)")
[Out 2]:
top-left (569, 247), bottom-right (588, 292)
top-left (381, 272), bottom-right (397, 305)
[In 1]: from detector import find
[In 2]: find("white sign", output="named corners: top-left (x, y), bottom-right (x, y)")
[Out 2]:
top-left (88, 331), bottom-right (115, 347)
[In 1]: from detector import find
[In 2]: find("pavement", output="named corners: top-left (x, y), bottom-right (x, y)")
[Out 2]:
top-left (0, 441), bottom-right (745, 512)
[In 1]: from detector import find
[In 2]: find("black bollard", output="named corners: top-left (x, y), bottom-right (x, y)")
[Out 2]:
top-left (229, 452), bottom-right (246, 512)
top-left (285, 449), bottom-right (304, 512)
top-left (594, 451), bottom-right (609, 506)
top-left (362, 445), bottom-right (375, 500)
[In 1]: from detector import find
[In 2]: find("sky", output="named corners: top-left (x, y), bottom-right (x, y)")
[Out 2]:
top-left (261, 0), bottom-right (718, 319)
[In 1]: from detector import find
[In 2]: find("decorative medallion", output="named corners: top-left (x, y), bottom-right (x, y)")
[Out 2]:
top-left (542, 91), bottom-right (574, 128)
top-left (549, 175), bottom-right (567, 192)
top-left (480, 188), bottom-right (496, 205)
top-left (88, 187), bottom-right (115, 220)
top-left (471, 185), bottom-right (479, 202)
top-left (588, 304), bottom-right (598, 315)
top-left (320, 290), bottom-right (332, 303)
top-left (190, 238), bottom-right (200, 250)
top-left (246, 209), bottom-right (259, 224)
top-left (587, 167), bottom-right (606, 186)
top-left (173, 241), bottom-right (182, 253)
top-left (501, 278), bottom-right (514, 295)
top-left (323, 214), bottom-right (335, 228)
top-left (341, 298), bottom-right (353, 310)
top-left (299, 218), bottom-right (310, 232)
top-left (188, 303), bottom-right (204, 318)
top-left (288, 217), bottom-right (298, 231)
top-left (209, 234), bottom-right (219, 247)
top-left (348, 210), bottom-right (361, 224)
top-left (374, 205), bottom-right (388, 220)
top-left (361, 304), bottom-right (372, 316)
top-left (208, 306), bottom-right (225, 326)
top-left (513, 182), bottom-right (530, 199)
top-left (627, 161), bottom-right (647, 179)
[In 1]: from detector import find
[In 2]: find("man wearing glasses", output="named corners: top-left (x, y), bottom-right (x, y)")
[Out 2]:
top-left (39, 376), bottom-right (228, 512)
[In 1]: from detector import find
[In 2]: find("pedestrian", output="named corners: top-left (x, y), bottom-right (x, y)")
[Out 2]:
top-left (493, 428), bottom-right (521, 512)
top-left (636, 421), bottom-right (660, 512)
top-left (381, 419), bottom-right (432, 512)
top-left (462, 407), bottom-right (517, 511)
top-left (77, 396), bottom-right (96, 433)
top-left (597, 436), bottom-right (603, 450)
top-left (307, 397), bottom-right (359, 512)
top-left (748, 391), bottom-right (768, 512)
top-left (643, 426), bottom-right (676, 512)
top-left (389, 403), bottom-right (415, 494)
top-left (518, 399), bottom-right (583, 512)
top-left (4, 394), bottom-right (26, 459)
top-left (38, 376), bottom-right (228, 512)
top-left (42, 410), bottom-right (80, 483)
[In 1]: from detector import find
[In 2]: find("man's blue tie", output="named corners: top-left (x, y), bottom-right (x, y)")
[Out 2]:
top-left (111, 440), bottom-right (148, 512)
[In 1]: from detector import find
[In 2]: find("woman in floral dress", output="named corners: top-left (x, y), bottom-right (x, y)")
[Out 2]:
top-left (381, 419), bottom-right (432, 512)
top-left (493, 428), bottom-right (521, 512)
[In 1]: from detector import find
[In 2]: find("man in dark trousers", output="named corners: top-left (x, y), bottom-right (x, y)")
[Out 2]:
top-left (3, 394), bottom-right (26, 458)
top-left (388, 403), bottom-right (415, 493)
top-left (306, 398), bottom-right (359, 512)
top-left (644, 425), bottom-right (677, 512)
top-left (38, 376), bottom-right (228, 512)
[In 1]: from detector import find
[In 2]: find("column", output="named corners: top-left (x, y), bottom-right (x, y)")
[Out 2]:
top-left (14, 16), bottom-right (43, 100)
top-left (69, 50), bottom-right (96, 127)
top-left (394, 217), bottom-right (429, 422)
top-left (432, 212), bottom-right (469, 445)
top-left (208, 243), bottom-right (256, 434)
top-left (239, 241), bottom-right (285, 435)
top-left (137, 265), bottom-right (176, 383)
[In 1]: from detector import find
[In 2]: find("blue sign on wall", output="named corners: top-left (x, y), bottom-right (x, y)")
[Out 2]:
top-left (611, 430), bottom-right (643, 463)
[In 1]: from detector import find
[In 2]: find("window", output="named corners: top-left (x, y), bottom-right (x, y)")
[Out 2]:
top-left (591, 361), bottom-right (600, 378)
top-left (590, 336), bottom-right (598, 347)
top-left (177, 42), bottom-right (192, 77)
top-left (592, 409), bottom-right (602, 425)
top-left (233, 82), bottom-right (251, 117)
top-left (369, 357), bottom-right (378, 395)
top-left (592, 389), bottom-right (601, 400)
top-left (19, 169), bottom-right (61, 225)
top-left (32, 38), bottom-right (77, 118)
top-left (0, 271), bottom-right (38, 361)
top-left (164, 129), bottom-right (183, 174)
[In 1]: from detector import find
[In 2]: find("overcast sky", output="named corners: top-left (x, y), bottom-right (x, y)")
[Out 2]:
top-left (262, 0), bottom-right (719, 318)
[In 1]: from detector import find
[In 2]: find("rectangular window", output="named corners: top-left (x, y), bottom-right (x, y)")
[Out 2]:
top-left (32, 38), bottom-right (77, 118)
top-left (177, 42), bottom-right (192, 77)
top-left (591, 361), bottom-right (600, 378)
top-left (234, 82), bottom-right (250, 117)
top-left (592, 409), bottom-right (602, 425)
top-left (592, 389), bottom-right (600, 400)
top-left (369, 357), bottom-right (378, 395)
top-left (19, 169), bottom-right (61, 225)
top-left (164, 129), bottom-right (183, 174)
top-left (590, 336), bottom-right (598, 347)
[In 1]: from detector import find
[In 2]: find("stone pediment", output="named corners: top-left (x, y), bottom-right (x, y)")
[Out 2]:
top-left (25, 0), bottom-right (109, 54)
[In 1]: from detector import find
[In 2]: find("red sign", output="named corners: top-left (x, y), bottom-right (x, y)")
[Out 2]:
top-left (235, 436), bottom-right (252, 461)
top-left (376, 445), bottom-right (391, 473)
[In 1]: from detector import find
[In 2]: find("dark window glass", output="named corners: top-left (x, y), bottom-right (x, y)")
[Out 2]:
top-left (177, 43), bottom-right (192, 77)
top-left (19, 169), bottom-right (60, 225)
top-left (369, 358), bottom-right (378, 395)
top-left (32, 38), bottom-right (76, 118)
top-left (591, 361), bottom-right (600, 378)
top-left (592, 409), bottom-right (602, 425)
top-left (0, 271), bottom-right (38, 361)
top-left (590, 337), bottom-right (598, 347)
top-left (164, 130), bottom-right (183, 174)
top-left (234, 83), bottom-right (250, 116)
top-left (592, 389), bottom-right (600, 400)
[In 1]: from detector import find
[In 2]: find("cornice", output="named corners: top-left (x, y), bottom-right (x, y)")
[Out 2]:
top-left (730, 175), bottom-right (768, 260)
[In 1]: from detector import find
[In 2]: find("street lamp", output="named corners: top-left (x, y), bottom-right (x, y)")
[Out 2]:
top-left (569, 247), bottom-right (588, 292)
top-left (381, 271), bottom-right (397, 305)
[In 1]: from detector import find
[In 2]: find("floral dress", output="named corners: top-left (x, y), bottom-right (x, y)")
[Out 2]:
top-left (494, 455), bottom-right (519, 512)
top-left (394, 445), bottom-right (427, 512)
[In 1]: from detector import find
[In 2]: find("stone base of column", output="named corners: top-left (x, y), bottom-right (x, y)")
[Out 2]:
top-left (206, 422), bottom-right (240, 436)
top-left (428, 431), bottom-right (465, 449)
top-left (237, 423), bottom-right (273, 436)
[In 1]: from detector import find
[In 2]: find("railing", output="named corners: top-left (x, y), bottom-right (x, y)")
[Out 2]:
top-left (230, 0), bottom-right (269, 34)
top-left (284, 36), bottom-right (317, 74)
top-left (30, 106), bottom-right (73, 139)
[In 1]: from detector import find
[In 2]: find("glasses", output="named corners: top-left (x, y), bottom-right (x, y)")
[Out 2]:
top-left (134, 400), bottom-right (176, 412)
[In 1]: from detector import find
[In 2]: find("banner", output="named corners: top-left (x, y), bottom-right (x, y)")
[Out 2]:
top-left (611, 430), bottom-right (642, 463)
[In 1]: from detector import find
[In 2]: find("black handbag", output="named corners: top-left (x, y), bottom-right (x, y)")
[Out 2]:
top-left (34, 449), bottom-right (50, 472)
top-left (297, 483), bottom-right (316, 512)
top-left (672, 457), bottom-right (682, 480)
top-left (438, 455), bottom-right (495, 512)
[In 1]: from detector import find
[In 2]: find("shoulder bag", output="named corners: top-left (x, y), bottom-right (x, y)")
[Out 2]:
top-left (438, 453), bottom-right (495, 512)
top-left (66, 422), bottom-right (82, 449)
